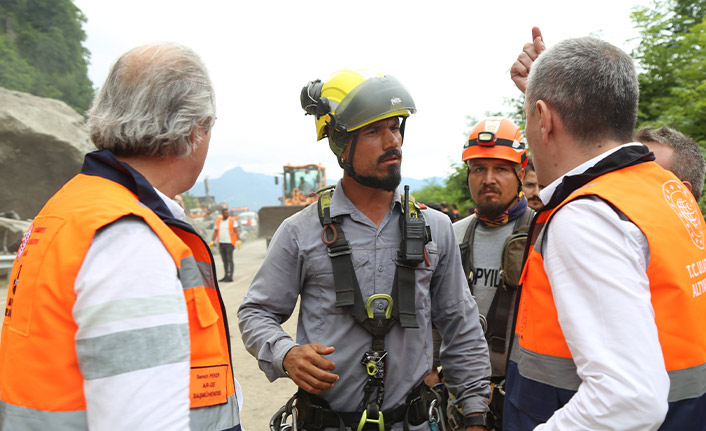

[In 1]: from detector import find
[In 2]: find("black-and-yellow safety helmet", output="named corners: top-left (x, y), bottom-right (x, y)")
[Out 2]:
top-left (300, 70), bottom-right (416, 156)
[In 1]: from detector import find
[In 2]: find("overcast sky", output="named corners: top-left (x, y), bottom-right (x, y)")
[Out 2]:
top-left (73, 0), bottom-right (649, 183)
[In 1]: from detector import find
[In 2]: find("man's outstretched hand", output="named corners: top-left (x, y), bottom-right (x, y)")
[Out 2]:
top-left (510, 26), bottom-right (546, 93)
top-left (283, 343), bottom-right (339, 394)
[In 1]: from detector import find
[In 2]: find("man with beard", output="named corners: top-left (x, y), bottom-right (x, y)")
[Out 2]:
top-left (238, 70), bottom-right (491, 430)
top-left (452, 117), bottom-right (534, 430)
top-left (522, 158), bottom-right (544, 211)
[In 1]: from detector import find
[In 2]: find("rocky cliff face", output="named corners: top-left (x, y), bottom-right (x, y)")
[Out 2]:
top-left (0, 86), bottom-right (94, 220)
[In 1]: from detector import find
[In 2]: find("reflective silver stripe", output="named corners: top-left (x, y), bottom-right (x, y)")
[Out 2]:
top-left (197, 260), bottom-right (216, 290)
top-left (0, 399), bottom-right (87, 430)
top-left (190, 394), bottom-right (240, 431)
top-left (76, 323), bottom-right (189, 380)
top-left (515, 336), bottom-right (706, 400)
top-left (74, 295), bottom-right (184, 330)
top-left (668, 362), bottom-right (706, 401)
top-left (513, 338), bottom-right (581, 391)
top-left (179, 256), bottom-right (204, 289)
top-left (534, 222), bottom-right (547, 257)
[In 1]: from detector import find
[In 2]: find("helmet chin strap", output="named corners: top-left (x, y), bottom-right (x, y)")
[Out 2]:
top-left (337, 117), bottom-right (408, 185)
top-left (514, 167), bottom-right (523, 195)
top-left (338, 133), bottom-right (359, 180)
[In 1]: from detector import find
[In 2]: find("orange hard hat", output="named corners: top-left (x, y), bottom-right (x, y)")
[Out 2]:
top-left (463, 117), bottom-right (528, 168)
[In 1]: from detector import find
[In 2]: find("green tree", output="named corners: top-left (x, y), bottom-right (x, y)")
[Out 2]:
top-left (413, 163), bottom-right (474, 214)
top-left (0, 0), bottom-right (93, 113)
top-left (632, 0), bottom-right (706, 143)
top-left (632, 0), bottom-right (706, 209)
top-left (180, 192), bottom-right (199, 211)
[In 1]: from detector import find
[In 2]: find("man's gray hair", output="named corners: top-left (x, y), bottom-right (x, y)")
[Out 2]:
top-left (636, 126), bottom-right (706, 200)
top-left (526, 37), bottom-right (638, 146)
top-left (87, 42), bottom-right (215, 157)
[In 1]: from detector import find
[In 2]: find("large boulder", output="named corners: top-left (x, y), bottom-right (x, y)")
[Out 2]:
top-left (0, 87), bottom-right (94, 219)
top-left (0, 216), bottom-right (31, 255)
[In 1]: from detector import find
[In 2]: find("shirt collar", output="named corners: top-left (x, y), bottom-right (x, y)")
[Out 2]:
top-left (155, 188), bottom-right (187, 221)
top-left (539, 143), bottom-right (645, 205)
top-left (81, 150), bottom-right (192, 229)
top-left (328, 179), bottom-right (402, 221)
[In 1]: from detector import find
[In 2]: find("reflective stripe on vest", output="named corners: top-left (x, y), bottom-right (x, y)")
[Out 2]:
top-left (514, 162), bottom-right (706, 404)
top-left (0, 173), bottom-right (239, 430)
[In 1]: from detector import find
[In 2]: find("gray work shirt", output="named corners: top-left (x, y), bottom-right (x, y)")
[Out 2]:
top-left (454, 215), bottom-right (517, 377)
top-left (238, 182), bottom-right (490, 422)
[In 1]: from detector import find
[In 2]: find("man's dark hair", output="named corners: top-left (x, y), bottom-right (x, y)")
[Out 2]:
top-left (525, 157), bottom-right (535, 173)
top-left (636, 126), bottom-right (705, 200)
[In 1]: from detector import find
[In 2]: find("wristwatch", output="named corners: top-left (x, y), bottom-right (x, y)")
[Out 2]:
top-left (464, 413), bottom-right (487, 428)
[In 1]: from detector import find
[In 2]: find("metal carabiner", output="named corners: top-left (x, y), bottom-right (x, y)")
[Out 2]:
top-left (270, 405), bottom-right (299, 431)
top-left (270, 406), bottom-right (287, 431)
top-left (428, 399), bottom-right (447, 431)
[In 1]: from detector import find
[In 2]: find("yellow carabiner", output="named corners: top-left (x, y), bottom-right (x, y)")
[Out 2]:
top-left (365, 361), bottom-right (378, 376)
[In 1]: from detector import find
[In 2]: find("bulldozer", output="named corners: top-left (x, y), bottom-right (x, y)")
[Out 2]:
top-left (258, 163), bottom-right (326, 247)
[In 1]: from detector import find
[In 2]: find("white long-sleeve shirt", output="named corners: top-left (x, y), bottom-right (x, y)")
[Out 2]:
top-left (74, 190), bottom-right (192, 431)
top-left (535, 144), bottom-right (670, 431)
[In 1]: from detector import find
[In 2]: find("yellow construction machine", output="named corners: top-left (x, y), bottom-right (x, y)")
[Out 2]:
top-left (258, 164), bottom-right (326, 246)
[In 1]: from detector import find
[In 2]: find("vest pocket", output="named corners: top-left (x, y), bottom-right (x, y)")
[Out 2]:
top-left (184, 286), bottom-right (228, 379)
top-left (184, 286), bottom-right (219, 328)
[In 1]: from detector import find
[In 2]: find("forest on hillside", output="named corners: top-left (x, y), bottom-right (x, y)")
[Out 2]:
top-left (0, 0), bottom-right (93, 114)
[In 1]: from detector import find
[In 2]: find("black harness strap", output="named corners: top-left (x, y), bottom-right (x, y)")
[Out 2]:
top-left (463, 208), bottom-right (534, 353)
top-left (460, 216), bottom-right (479, 290)
top-left (317, 187), bottom-right (423, 331)
top-left (319, 189), bottom-right (357, 309)
top-left (486, 285), bottom-right (513, 353)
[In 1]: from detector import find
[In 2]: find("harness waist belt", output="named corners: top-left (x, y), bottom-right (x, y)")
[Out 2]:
top-left (295, 386), bottom-right (428, 430)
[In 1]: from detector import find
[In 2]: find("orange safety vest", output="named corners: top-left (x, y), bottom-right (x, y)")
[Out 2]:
top-left (511, 161), bottom-right (706, 425)
top-left (214, 215), bottom-right (239, 246)
top-left (0, 172), bottom-right (239, 430)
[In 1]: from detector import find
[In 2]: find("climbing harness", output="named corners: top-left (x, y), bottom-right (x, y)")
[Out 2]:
top-left (273, 185), bottom-right (436, 430)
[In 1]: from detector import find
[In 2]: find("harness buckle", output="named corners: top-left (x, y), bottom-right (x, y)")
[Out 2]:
top-left (324, 231), bottom-right (352, 257)
top-left (357, 403), bottom-right (384, 431)
top-left (365, 294), bottom-right (393, 319)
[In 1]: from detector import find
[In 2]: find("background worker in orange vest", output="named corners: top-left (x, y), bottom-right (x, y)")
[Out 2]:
top-left (212, 206), bottom-right (239, 282)
top-left (0, 43), bottom-right (241, 430)
top-left (505, 27), bottom-right (706, 430)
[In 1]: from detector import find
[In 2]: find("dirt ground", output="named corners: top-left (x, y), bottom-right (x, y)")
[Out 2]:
top-left (219, 238), bottom-right (299, 430)
top-left (0, 237), bottom-right (297, 431)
